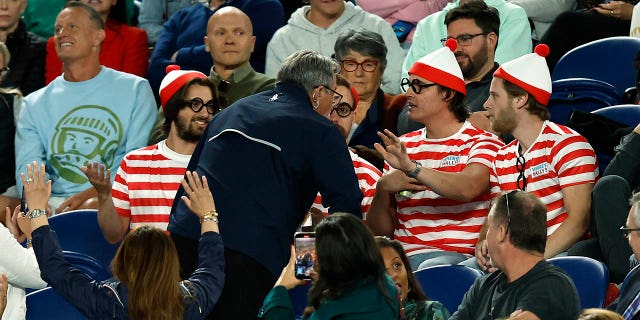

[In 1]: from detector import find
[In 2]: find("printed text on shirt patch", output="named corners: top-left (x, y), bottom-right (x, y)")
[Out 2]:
top-left (440, 155), bottom-right (461, 168)
top-left (530, 162), bottom-right (550, 178)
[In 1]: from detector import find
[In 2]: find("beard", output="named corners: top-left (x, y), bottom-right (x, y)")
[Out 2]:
top-left (491, 102), bottom-right (517, 134)
top-left (175, 115), bottom-right (209, 142)
top-left (457, 42), bottom-right (490, 79)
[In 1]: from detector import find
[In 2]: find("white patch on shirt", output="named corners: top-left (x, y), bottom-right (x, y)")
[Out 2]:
top-left (530, 162), bottom-right (550, 178)
top-left (269, 93), bottom-right (279, 102)
top-left (440, 155), bottom-right (461, 167)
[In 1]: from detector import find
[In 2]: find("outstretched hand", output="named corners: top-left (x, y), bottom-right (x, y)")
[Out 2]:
top-left (81, 162), bottom-right (112, 196)
top-left (180, 171), bottom-right (216, 219)
top-left (21, 161), bottom-right (52, 212)
top-left (374, 129), bottom-right (415, 173)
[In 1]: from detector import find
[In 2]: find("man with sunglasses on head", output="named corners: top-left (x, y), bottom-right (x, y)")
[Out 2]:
top-left (81, 65), bottom-right (218, 244)
top-left (450, 190), bottom-right (581, 320)
top-left (478, 45), bottom-right (598, 272)
top-left (367, 40), bottom-right (503, 271)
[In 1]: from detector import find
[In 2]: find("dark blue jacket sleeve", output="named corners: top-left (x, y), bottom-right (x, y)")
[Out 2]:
top-left (31, 226), bottom-right (121, 318)
top-left (313, 127), bottom-right (364, 217)
top-left (187, 231), bottom-right (226, 315)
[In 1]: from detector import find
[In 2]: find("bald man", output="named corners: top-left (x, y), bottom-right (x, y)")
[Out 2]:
top-left (205, 7), bottom-right (275, 106)
top-left (148, 7), bottom-right (275, 144)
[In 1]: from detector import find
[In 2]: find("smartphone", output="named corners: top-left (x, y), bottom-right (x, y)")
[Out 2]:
top-left (21, 186), bottom-right (28, 214)
top-left (294, 232), bottom-right (316, 280)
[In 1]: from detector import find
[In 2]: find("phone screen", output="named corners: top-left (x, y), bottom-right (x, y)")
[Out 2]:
top-left (294, 232), bottom-right (316, 280)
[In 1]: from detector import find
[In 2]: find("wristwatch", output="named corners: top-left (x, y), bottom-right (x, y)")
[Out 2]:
top-left (28, 209), bottom-right (47, 220)
top-left (404, 160), bottom-right (422, 179)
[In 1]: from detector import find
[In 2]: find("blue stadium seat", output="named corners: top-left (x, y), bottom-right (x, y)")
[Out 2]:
top-left (547, 78), bottom-right (620, 124)
top-left (592, 104), bottom-right (640, 171)
top-left (413, 265), bottom-right (483, 314)
top-left (48, 209), bottom-right (120, 273)
top-left (592, 104), bottom-right (640, 127)
top-left (63, 251), bottom-right (112, 282)
top-left (552, 36), bottom-right (640, 98)
top-left (548, 256), bottom-right (609, 309)
top-left (26, 287), bottom-right (86, 320)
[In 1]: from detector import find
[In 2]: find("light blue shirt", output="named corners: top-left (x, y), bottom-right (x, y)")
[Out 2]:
top-left (16, 67), bottom-right (157, 198)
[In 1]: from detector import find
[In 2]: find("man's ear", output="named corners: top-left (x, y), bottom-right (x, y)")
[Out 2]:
top-left (487, 32), bottom-right (498, 52)
top-left (497, 224), bottom-right (508, 243)
top-left (93, 29), bottom-right (106, 48)
top-left (513, 94), bottom-right (529, 110)
top-left (250, 35), bottom-right (256, 53)
top-left (204, 36), bottom-right (210, 52)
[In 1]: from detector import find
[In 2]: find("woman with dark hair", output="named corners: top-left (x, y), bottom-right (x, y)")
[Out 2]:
top-left (44, 0), bottom-right (149, 83)
top-left (258, 213), bottom-right (400, 319)
top-left (18, 162), bottom-right (224, 319)
top-left (376, 237), bottom-right (450, 320)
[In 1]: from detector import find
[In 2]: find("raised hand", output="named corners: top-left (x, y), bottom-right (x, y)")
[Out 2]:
top-left (81, 162), bottom-right (112, 196)
top-left (374, 129), bottom-right (415, 173)
top-left (180, 171), bottom-right (216, 219)
top-left (21, 161), bottom-right (51, 212)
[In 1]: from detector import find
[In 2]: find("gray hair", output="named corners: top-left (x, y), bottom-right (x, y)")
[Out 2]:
top-left (277, 50), bottom-right (339, 93)
top-left (334, 29), bottom-right (388, 73)
top-left (630, 193), bottom-right (640, 229)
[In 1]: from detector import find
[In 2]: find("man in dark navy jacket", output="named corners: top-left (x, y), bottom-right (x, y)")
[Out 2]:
top-left (168, 49), bottom-right (363, 320)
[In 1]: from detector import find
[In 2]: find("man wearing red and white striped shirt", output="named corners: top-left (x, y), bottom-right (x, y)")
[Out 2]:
top-left (477, 45), bottom-right (598, 271)
top-left (309, 75), bottom-right (382, 221)
top-left (368, 39), bottom-right (503, 271)
top-left (82, 66), bottom-right (217, 244)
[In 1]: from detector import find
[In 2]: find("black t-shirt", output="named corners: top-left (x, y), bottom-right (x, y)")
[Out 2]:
top-left (450, 260), bottom-right (581, 320)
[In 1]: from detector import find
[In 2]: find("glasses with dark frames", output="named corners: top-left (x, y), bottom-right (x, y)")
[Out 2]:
top-left (440, 32), bottom-right (488, 47)
top-left (329, 102), bottom-right (353, 117)
top-left (620, 225), bottom-right (640, 239)
top-left (401, 78), bottom-right (438, 94)
top-left (516, 155), bottom-right (527, 191)
top-left (184, 97), bottom-right (219, 114)
top-left (340, 59), bottom-right (379, 73)
top-left (322, 85), bottom-right (343, 107)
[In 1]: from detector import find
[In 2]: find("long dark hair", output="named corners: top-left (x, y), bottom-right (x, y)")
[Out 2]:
top-left (305, 213), bottom-right (394, 315)
top-left (112, 226), bottom-right (183, 319)
top-left (375, 237), bottom-right (429, 302)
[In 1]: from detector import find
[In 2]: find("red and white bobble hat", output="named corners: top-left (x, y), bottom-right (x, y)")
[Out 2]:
top-left (493, 44), bottom-right (552, 106)
top-left (408, 38), bottom-right (466, 95)
top-left (159, 65), bottom-right (208, 110)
